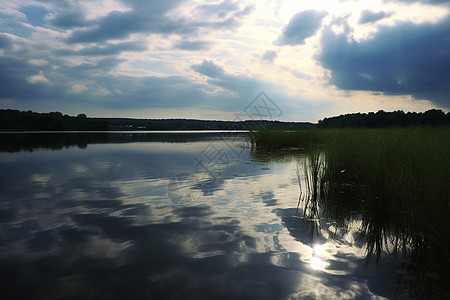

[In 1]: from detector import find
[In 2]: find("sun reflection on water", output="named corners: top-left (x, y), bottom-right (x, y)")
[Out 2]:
top-left (310, 244), bottom-right (329, 271)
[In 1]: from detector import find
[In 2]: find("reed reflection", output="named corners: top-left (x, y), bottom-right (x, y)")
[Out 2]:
top-left (252, 129), bottom-right (450, 299)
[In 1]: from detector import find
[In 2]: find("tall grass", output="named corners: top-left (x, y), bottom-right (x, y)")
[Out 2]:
top-left (252, 127), bottom-right (450, 298)
top-left (325, 128), bottom-right (450, 298)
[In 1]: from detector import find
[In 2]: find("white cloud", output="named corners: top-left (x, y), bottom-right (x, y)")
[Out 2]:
top-left (28, 59), bottom-right (47, 66)
top-left (27, 71), bottom-right (49, 84)
top-left (93, 86), bottom-right (112, 96)
top-left (70, 83), bottom-right (88, 93)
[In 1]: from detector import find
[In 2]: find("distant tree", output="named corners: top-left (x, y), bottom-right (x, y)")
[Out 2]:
top-left (318, 109), bottom-right (449, 128)
top-left (423, 109), bottom-right (445, 125)
top-left (0, 109), bottom-right (110, 130)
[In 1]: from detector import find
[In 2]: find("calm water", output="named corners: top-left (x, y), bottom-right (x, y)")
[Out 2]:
top-left (0, 132), bottom-right (400, 299)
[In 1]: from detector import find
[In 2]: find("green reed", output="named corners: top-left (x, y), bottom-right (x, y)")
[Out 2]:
top-left (252, 127), bottom-right (450, 298)
top-left (326, 128), bottom-right (450, 298)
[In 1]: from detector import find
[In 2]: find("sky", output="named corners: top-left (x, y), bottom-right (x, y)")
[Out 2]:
top-left (0, 0), bottom-right (449, 122)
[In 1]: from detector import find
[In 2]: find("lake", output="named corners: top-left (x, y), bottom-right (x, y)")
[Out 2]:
top-left (0, 132), bottom-right (402, 299)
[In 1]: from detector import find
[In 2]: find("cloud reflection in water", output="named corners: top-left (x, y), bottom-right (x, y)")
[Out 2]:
top-left (0, 134), bottom-right (399, 299)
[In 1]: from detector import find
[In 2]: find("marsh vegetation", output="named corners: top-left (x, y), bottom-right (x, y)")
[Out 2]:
top-left (252, 127), bottom-right (450, 299)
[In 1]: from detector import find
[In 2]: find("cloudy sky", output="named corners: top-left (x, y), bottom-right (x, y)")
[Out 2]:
top-left (1, 0), bottom-right (449, 122)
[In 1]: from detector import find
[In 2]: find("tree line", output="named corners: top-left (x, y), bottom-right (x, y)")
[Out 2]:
top-left (1, 108), bottom-right (449, 131)
top-left (318, 109), bottom-right (450, 128)
top-left (108, 118), bottom-right (315, 130)
top-left (0, 109), bottom-right (314, 131)
top-left (0, 110), bottom-right (108, 131)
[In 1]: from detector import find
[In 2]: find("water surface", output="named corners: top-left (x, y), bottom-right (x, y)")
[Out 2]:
top-left (0, 132), bottom-right (400, 299)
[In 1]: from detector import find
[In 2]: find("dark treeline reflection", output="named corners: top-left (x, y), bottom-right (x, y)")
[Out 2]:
top-left (0, 132), bottom-right (249, 153)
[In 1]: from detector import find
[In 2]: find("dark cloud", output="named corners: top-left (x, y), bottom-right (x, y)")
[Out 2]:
top-left (195, 0), bottom-right (254, 27)
top-left (174, 40), bottom-right (212, 51)
top-left (196, 0), bottom-right (240, 18)
top-left (0, 58), bottom-right (31, 98)
top-left (192, 60), bottom-right (225, 78)
top-left (276, 10), bottom-right (328, 46)
top-left (0, 34), bottom-right (13, 49)
top-left (50, 11), bottom-right (89, 28)
top-left (72, 57), bottom-right (124, 73)
top-left (0, 53), bottom-right (259, 113)
top-left (317, 17), bottom-right (450, 107)
top-left (67, 10), bottom-right (152, 43)
top-left (0, 2), bottom-right (263, 115)
top-left (0, 56), bottom-right (57, 100)
top-left (262, 50), bottom-right (277, 63)
top-left (359, 10), bottom-right (393, 24)
top-left (37, 0), bottom-right (91, 28)
top-left (58, 41), bottom-right (147, 56)
top-left (66, 0), bottom-right (253, 44)
top-left (99, 75), bottom-right (210, 109)
top-left (191, 60), bottom-right (260, 101)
